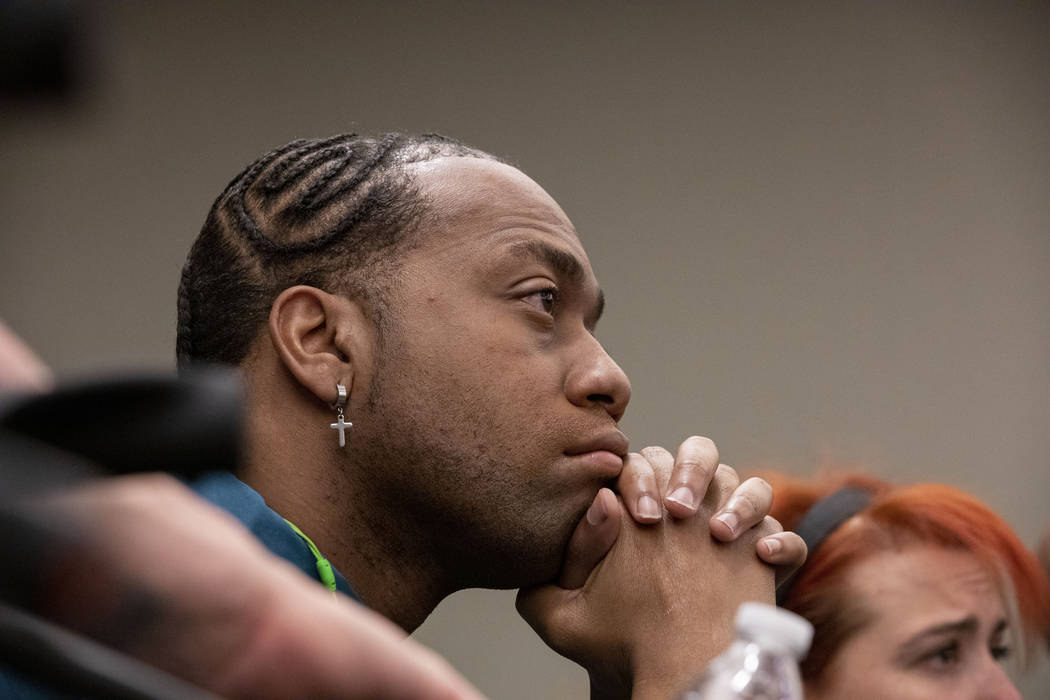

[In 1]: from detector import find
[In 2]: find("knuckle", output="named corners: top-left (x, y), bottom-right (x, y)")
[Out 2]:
top-left (622, 452), bottom-right (648, 471)
top-left (716, 463), bottom-right (739, 483)
top-left (749, 476), bottom-right (773, 495)
top-left (640, 445), bottom-right (673, 463)
top-left (685, 435), bottom-right (717, 452)
top-left (630, 473), bottom-right (656, 494)
top-left (732, 477), bottom-right (773, 512)
top-left (711, 464), bottom-right (740, 502)
top-left (639, 447), bottom-right (675, 484)
top-left (728, 491), bottom-right (761, 520)
top-left (678, 451), bottom-right (715, 473)
top-left (676, 457), bottom-right (708, 475)
top-left (619, 453), bottom-right (657, 494)
top-left (684, 434), bottom-right (718, 458)
top-left (757, 515), bottom-right (783, 536)
top-left (677, 436), bottom-right (719, 475)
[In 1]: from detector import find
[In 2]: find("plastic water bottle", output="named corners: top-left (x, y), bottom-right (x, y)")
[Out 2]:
top-left (680, 602), bottom-right (813, 700)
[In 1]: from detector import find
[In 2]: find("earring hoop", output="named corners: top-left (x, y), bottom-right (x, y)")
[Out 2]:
top-left (332, 383), bottom-right (348, 410)
top-left (329, 383), bottom-right (352, 447)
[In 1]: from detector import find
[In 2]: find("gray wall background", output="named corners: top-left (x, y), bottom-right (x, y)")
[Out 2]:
top-left (2, 2), bottom-right (1047, 697)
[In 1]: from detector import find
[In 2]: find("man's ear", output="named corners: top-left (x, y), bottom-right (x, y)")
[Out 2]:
top-left (268, 286), bottom-right (374, 406)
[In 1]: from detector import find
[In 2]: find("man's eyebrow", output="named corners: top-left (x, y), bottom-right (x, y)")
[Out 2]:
top-left (505, 239), bottom-right (606, 325)
top-left (506, 239), bottom-right (586, 286)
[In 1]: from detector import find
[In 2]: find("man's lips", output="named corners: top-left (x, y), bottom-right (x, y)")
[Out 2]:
top-left (564, 431), bottom-right (629, 476)
top-left (565, 431), bottom-right (629, 458)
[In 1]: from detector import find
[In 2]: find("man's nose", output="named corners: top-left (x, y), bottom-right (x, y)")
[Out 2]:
top-left (564, 334), bottom-right (631, 422)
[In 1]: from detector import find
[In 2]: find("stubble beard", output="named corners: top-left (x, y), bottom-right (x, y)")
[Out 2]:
top-left (355, 349), bottom-right (581, 591)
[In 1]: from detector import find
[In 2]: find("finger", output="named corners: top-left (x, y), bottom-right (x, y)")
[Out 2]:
top-left (616, 452), bottom-right (664, 524)
top-left (755, 528), bottom-right (808, 590)
top-left (557, 488), bottom-right (622, 589)
top-left (663, 436), bottom-right (719, 518)
top-left (710, 475), bottom-right (771, 541)
top-left (699, 463), bottom-right (740, 511)
top-left (638, 445), bottom-right (675, 489)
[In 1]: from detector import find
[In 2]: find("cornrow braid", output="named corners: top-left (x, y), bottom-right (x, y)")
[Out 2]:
top-left (175, 136), bottom-right (315, 365)
top-left (257, 135), bottom-right (352, 195)
top-left (176, 132), bottom-right (503, 370)
top-left (174, 253), bottom-right (195, 366)
top-left (300, 135), bottom-right (398, 215)
top-left (290, 146), bottom-right (356, 215)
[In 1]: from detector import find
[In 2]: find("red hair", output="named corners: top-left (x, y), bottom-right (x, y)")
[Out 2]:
top-left (761, 471), bottom-right (1050, 681)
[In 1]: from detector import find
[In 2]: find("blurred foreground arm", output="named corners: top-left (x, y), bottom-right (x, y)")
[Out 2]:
top-left (22, 474), bottom-right (484, 700)
top-left (1, 319), bottom-right (482, 698)
top-left (0, 319), bottom-right (52, 392)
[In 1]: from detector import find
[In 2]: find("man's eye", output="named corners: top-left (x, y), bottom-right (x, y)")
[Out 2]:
top-left (524, 287), bottom-right (559, 315)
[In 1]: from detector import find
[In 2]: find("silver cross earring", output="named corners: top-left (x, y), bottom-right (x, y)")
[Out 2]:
top-left (330, 383), bottom-right (352, 448)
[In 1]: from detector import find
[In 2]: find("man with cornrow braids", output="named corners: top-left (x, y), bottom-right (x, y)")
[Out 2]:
top-left (178, 133), bottom-right (806, 698)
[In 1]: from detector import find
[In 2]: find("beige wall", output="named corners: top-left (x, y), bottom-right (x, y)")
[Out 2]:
top-left (2, 2), bottom-right (1047, 697)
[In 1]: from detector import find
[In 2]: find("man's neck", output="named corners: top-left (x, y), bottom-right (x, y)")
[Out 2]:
top-left (241, 435), bottom-right (456, 632)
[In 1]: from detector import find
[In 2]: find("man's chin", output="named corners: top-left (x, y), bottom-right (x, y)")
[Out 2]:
top-left (510, 536), bottom-right (577, 590)
top-left (464, 498), bottom-right (592, 590)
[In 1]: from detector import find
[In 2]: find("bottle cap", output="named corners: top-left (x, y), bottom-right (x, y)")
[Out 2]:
top-left (735, 602), bottom-right (814, 659)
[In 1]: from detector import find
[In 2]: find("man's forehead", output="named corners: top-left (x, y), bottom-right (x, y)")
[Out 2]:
top-left (410, 157), bottom-right (574, 234)
top-left (407, 157), bottom-right (590, 260)
top-left (403, 157), bottom-right (605, 320)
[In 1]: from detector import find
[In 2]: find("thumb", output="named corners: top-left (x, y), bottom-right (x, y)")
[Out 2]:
top-left (557, 487), bottom-right (621, 589)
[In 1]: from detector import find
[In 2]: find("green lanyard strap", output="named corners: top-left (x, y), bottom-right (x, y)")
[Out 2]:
top-left (284, 518), bottom-right (338, 596)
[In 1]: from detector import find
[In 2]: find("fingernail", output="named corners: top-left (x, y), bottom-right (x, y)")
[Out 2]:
top-left (715, 512), bottom-right (740, 537)
top-left (637, 494), bottom-right (661, 520)
top-left (666, 486), bottom-right (696, 511)
top-left (586, 496), bottom-right (607, 526)
top-left (763, 537), bottom-right (782, 556)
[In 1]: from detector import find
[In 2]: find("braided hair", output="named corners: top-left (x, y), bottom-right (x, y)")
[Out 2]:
top-left (176, 133), bottom-right (502, 369)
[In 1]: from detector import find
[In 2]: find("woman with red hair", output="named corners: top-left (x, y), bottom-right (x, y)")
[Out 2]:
top-left (765, 472), bottom-right (1050, 699)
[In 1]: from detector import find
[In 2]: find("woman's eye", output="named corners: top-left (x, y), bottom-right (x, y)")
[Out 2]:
top-left (924, 642), bottom-right (960, 669)
top-left (524, 287), bottom-right (559, 314)
top-left (990, 644), bottom-right (1012, 662)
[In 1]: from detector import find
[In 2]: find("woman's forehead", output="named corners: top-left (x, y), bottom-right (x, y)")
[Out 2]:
top-left (850, 547), bottom-right (1002, 626)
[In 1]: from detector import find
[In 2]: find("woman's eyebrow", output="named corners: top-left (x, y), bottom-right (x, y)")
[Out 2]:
top-left (895, 616), bottom-right (978, 658)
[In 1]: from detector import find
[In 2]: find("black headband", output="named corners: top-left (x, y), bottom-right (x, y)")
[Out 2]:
top-left (775, 486), bottom-right (873, 605)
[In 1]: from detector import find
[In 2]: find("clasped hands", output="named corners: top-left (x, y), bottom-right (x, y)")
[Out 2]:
top-left (518, 436), bottom-right (807, 700)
